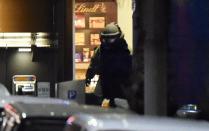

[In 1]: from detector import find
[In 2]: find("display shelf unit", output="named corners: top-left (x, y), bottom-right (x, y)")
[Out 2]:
top-left (75, 62), bottom-right (90, 70)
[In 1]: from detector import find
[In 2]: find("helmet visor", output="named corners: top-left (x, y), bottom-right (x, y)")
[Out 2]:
top-left (101, 37), bottom-right (117, 43)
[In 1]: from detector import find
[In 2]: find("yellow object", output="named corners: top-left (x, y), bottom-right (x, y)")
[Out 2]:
top-left (85, 85), bottom-right (95, 93)
top-left (101, 99), bottom-right (110, 108)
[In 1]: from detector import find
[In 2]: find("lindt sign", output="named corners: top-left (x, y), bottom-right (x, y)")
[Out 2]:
top-left (75, 2), bottom-right (106, 13)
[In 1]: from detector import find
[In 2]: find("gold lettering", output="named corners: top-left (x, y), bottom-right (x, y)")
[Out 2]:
top-left (75, 3), bottom-right (86, 13)
top-left (75, 3), bottom-right (106, 13)
top-left (92, 4), bottom-right (100, 12)
top-left (100, 3), bottom-right (106, 13)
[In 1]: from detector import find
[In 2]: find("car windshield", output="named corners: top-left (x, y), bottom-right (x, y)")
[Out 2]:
top-left (64, 124), bottom-right (82, 131)
top-left (16, 118), bottom-right (66, 131)
top-left (99, 130), bottom-right (139, 131)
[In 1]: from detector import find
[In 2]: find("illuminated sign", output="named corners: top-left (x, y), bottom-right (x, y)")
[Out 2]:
top-left (13, 75), bottom-right (36, 82)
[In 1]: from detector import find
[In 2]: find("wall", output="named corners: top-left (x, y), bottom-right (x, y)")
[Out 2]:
top-left (0, 0), bottom-right (58, 95)
top-left (117, 0), bottom-right (133, 53)
top-left (54, 0), bottom-right (66, 82)
top-left (65, 0), bottom-right (74, 81)
top-left (129, 0), bottom-right (168, 115)
top-left (0, 48), bottom-right (56, 93)
top-left (54, 0), bottom-right (74, 81)
top-left (0, 0), bottom-right (53, 32)
top-left (168, 0), bottom-right (209, 111)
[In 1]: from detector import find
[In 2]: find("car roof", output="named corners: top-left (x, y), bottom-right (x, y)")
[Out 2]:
top-left (0, 83), bottom-right (10, 97)
top-left (8, 102), bottom-right (76, 118)
top-left (0, 95), bottom-right (76, 108)
top-left (69, 113), bottom-right (209, 131)
top-left (6, 102), bottom-right (133, 119)
top-left (67, 105), bottom-right (133, 117)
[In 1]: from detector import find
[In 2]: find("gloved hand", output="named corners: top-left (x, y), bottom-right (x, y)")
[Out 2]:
top-left (85, 78), bottom-right (91, 86)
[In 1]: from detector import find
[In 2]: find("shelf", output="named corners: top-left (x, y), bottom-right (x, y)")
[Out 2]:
top-left (75, 62), bottom-right (90, 70)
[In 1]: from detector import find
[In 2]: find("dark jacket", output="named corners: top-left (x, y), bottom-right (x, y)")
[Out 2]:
top-left (86, 38), bottom-right (132, 99)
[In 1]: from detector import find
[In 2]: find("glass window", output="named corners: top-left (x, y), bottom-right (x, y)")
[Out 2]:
top-left (17, 118), bottom-right (66, 131)
top-left (64, 124), bottom-right (82, 131)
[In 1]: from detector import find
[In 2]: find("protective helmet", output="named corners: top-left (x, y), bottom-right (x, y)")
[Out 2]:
top-left (100, 23), bottom-right (124, 43)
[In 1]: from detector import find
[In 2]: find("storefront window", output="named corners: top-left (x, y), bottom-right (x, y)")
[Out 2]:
top-left (74, 0), bottom-right (117, 80)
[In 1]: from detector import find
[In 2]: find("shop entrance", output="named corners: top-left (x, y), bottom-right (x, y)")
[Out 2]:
top-left (74, 0), bottom-right (133, 80)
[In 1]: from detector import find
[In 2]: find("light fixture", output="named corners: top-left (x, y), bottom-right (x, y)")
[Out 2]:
top-left (0, 33), bottom-right (31, 37)
top-left (18, 48), bottom-right (31, 52)
top-left (0, 32), bottom-right (53, 48)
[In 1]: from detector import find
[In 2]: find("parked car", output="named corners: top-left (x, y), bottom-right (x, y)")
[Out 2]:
top-left (176, 104), bottom-right (201, 119)
top-left (0, 83), bottom-right (10, 97)
top-left (0, 84), bottom-right (10, 123)
top-left (0, 95), bottom-right (75, 107)
top-left (0, 95), bottom-right (79, 109)
top-left (64, 113), bottom-right (209, 131)
top-left (0, 95), bottom-right (78, 125)
top-left (1, 99), bottom-right (133, 131)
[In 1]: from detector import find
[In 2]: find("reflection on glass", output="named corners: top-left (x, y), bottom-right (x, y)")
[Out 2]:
top-left (75, 15), bottom-right (85, 28)
top-left (89, 17), bottom-right (105, 28)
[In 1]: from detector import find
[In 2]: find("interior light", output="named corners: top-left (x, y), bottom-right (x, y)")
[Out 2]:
top-left (0, 43), bottom-right (31, 47)
top-left (18, 48), bottom-right (31, 52)
top-left (36, 43), bottom-right (50, 47)
top-left (0, 32), bottom-right (52, 47)
top-left (36, 32), bottom-right (49, 37)
top-left (4, 38), bottom-right (31, 41)
top-left (3, 33), bottom-right (31, 37)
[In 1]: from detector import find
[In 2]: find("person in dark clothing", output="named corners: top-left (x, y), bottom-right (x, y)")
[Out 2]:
top-left (85, 23), bottom-right (132, 106)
